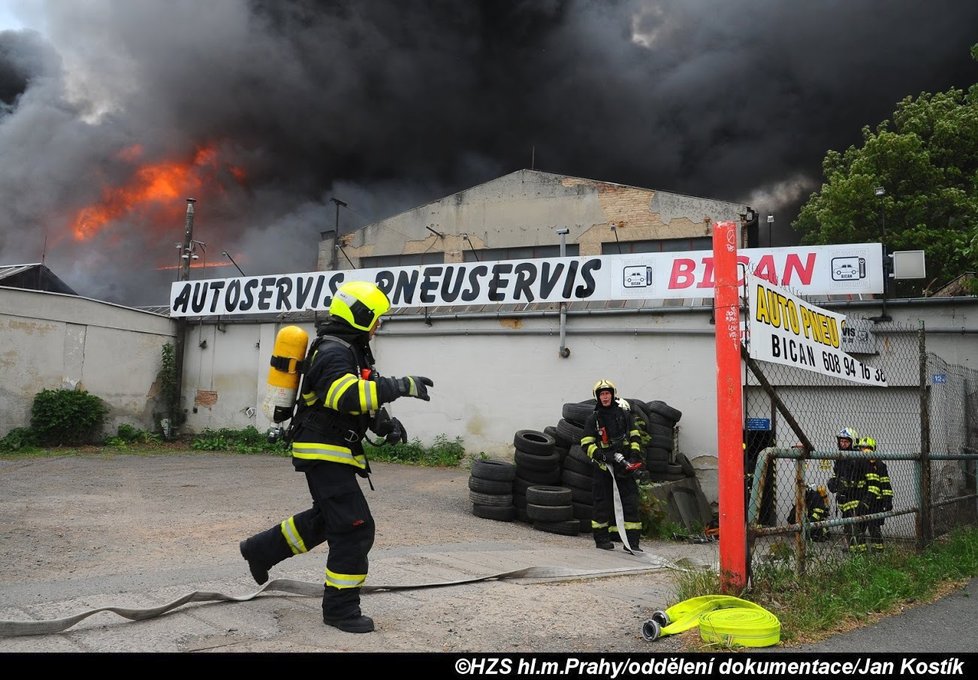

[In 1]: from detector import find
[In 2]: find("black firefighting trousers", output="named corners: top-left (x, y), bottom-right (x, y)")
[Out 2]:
top-left (591, 467), bottom-right (641, 547)
top-left (240, 462), bottom-right (375, 620)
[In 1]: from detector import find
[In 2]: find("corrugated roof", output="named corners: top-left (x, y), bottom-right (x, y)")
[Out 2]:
top-left (0, 263), bottom-right (78, 295)
top-left (0, 263), bottom-right (42, 280)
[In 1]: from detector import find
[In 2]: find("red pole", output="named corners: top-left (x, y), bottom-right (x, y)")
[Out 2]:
top-left (713, 220), bottom-right (747, 592)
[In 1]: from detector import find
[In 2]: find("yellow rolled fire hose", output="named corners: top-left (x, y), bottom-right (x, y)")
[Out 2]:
top-left (642, 595), bottom-right (781, 648)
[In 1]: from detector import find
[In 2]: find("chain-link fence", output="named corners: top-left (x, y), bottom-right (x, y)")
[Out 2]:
top-left (742, 320), bottom-right (978, 574)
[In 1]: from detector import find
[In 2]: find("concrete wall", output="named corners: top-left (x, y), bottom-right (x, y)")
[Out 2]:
top-left (178, 296), bottom-right (978, 505)
top-left (0, 287), bottom-right (176, 437)
top-left (319, 170), bottom-right (749, 268)
top-left (5, 280), bottom-right (975, 509)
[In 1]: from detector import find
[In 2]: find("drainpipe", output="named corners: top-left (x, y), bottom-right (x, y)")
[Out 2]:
top-left (556, 227), bottom-right (571, 358)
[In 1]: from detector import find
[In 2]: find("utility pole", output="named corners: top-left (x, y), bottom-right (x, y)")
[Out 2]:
top-left (872, 186), bottom-right (891, 322)
top-left (171, 198), bottom-right (196, 437)
top-left (329, 197), bottom-right (347, 271)
top-left (179, 199), bottom-right (196, 282)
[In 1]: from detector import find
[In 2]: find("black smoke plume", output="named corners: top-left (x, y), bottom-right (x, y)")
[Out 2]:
top-left (0, 0), bottom-right (975, 305)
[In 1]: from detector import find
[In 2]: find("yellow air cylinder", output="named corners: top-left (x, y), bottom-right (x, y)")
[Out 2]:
top-left (261, 325), bottom-right (309, 422)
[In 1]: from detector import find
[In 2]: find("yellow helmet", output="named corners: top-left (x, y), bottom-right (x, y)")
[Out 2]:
top-left (592, 379), bottom-right (617, 400)
top-left (857, 436), bottom-right (877, 451)
top-left (329, 281), bottom-right (391, 332)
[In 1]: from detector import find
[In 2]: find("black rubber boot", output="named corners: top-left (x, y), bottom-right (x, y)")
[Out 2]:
top-left (239, 539), bottom-right (269, 585)
top-left (323, 614), bottom-right (375, 633)
top-left (625, 530), bottom-right (643, 553)
top-left (323, 585), bottom-right (373, 632)
top-left (595, 541), bottom-right (614, 550)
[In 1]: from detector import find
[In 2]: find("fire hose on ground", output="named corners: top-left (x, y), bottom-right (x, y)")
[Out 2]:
top-left (0, 560), bottom-right (681, 637)
top-left (641, 595), bottom-right (781, 648)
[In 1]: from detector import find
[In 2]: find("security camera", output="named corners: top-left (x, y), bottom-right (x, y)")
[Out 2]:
top-left (555, 227), bottom-right (570, 235)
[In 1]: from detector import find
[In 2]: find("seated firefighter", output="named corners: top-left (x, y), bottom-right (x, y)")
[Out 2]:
top-left (855, 436), bottom-right (893, 552)
top-left (580, 379), bottom-right (644, 552)
top-left (786, 485), bottom-right (830, 541)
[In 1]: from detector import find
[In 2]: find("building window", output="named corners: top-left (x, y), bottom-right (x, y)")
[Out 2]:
top-left (462, 244), bottom-right (580, 262)
top-left (601, 238), bottom-right (712, 255)
top-left (361, 252), bottom-right (446, 268)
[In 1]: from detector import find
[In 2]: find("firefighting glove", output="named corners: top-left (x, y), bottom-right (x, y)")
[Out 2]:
top-left (591, 450), bottom-right (609, 465)
top-left (397, 376), bottom-right (434, 401)
top-left (386, 417), bottom-right (408, 445)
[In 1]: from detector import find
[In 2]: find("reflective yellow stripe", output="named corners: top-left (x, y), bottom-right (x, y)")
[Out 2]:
top-left (302, 391), bottom-right (317, 406)
top-left (591, 521), bottom-right (609, 529)
top-left (359, 379), bottom-right (379, 412)
top-left (840, 499), bottom-right (860, 512)
top-left (623, 521), bottom-right (642, 530)
top-left (291, 442), bottom-right (367, 468)
top-left (325, 374), bottom-right (358, 409)
top-left (280, 516), bottom-right (308, 555)
top-left (325, 568), bottom-right (366, 589)
top-left (581, 436), bottom-right (597, 445)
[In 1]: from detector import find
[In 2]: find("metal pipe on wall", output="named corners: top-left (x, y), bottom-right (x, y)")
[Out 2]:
top-left (556, 227), bottom-right (571, 358)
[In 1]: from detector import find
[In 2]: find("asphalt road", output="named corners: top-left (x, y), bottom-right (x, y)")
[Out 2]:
top-left (0, 451), bottom-right (976, 665)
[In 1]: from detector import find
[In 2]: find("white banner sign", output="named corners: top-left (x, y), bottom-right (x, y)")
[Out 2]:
top-left (746, 273), bottom-right (887, 387)
top-left (169, 243), bottom-right (883, 317)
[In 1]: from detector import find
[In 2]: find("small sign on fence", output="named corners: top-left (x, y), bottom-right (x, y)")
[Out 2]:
top-left (933, 374), bottom-right (948, 384)
top-left (746, 418), bottom-right (771, 431)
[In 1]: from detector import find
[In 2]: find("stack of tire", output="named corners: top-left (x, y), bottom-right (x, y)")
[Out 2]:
top-left (468, 459), bottom-right (517, 522)
top-left (641, 400), bottom-right (693, 483)
top-left (525, 485), bottom-right (578, 536)
top-left (511, 430), bottom-right (562, 525)
top-left (560, 445), bottom-right (596, 533)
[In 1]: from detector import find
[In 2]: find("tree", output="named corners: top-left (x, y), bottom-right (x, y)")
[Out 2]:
top-left (794, 46), bottom-right (978, 295)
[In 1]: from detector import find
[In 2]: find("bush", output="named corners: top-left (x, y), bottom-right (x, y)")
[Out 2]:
top-left (0, 427), bottom-right (39, 453)
top-left (30, 389), bottom-right (107, 446)
top-left (638, 483), bottom-right (676, 539)
top-left (191, 427), bottom-right (288, 455)
top-left (364, 434), bottom-right (465, 467)
top-left (104, 424), bottom-right (161, 448)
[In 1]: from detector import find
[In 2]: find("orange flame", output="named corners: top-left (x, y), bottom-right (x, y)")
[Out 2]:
top-left (70, 142), bottom-right (244, 241)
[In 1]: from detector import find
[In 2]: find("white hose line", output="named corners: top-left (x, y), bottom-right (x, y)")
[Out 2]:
top-left (608, 465), bottom-right (637, 554)
top-left (0, 561), bottom-right (681, 637)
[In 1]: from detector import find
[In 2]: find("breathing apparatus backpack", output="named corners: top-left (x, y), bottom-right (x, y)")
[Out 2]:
top-left (261, 327), bottom-right (395, 448)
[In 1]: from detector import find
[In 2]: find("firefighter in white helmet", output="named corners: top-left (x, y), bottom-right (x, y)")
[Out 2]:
top-left (827, 426), bottom-right (863, 549)
top-left (239, 281), bottom-right (434, 633)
